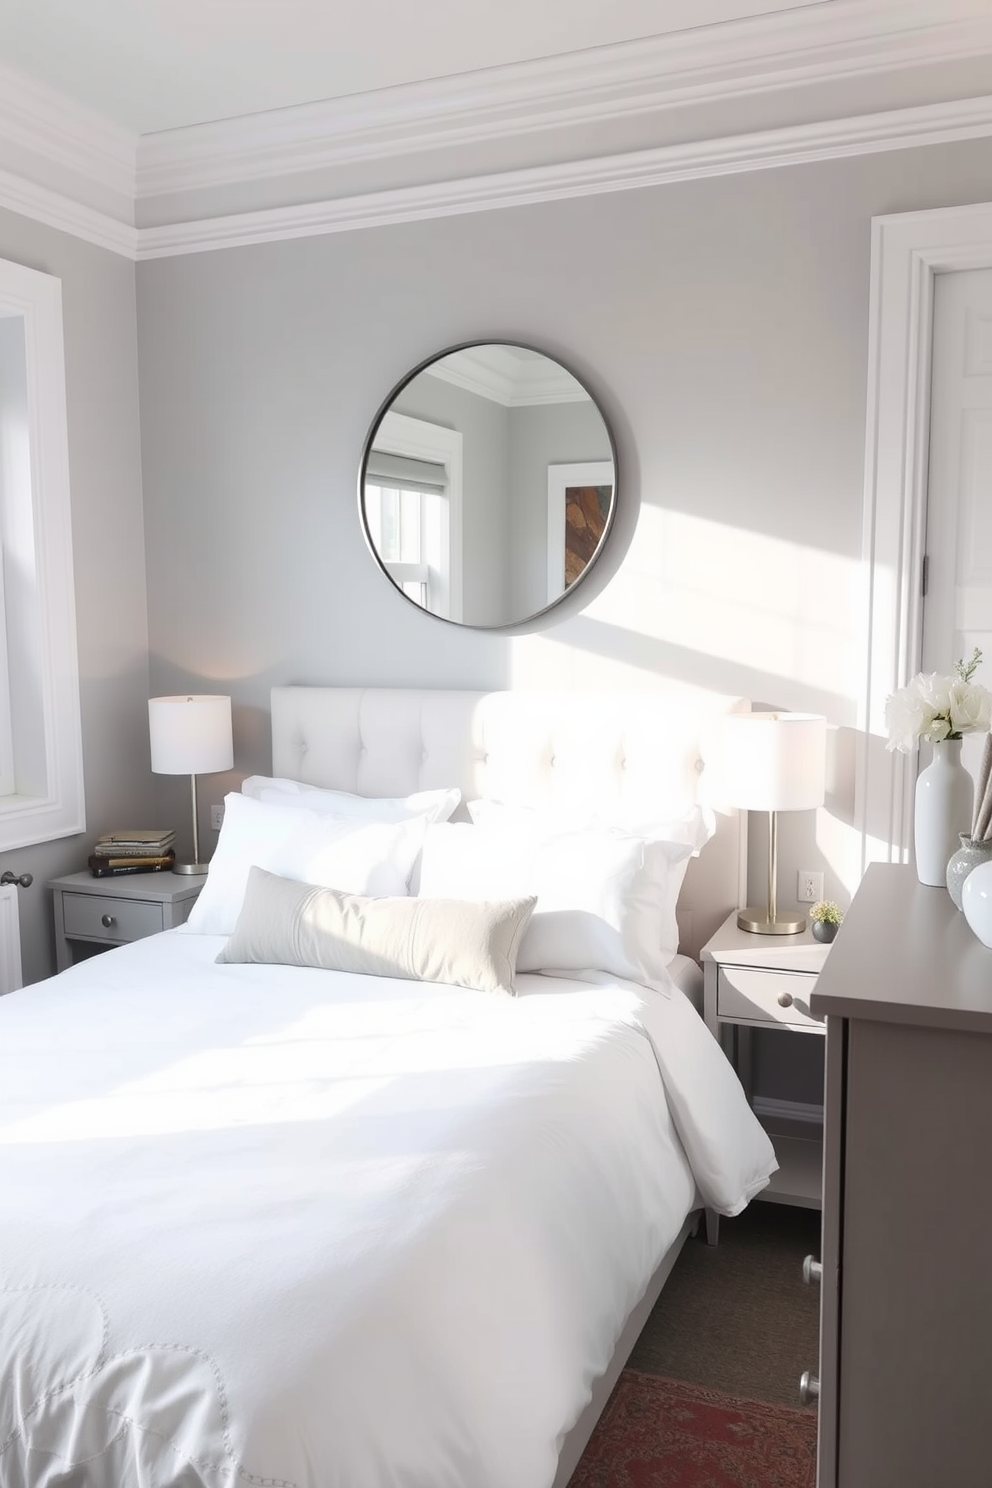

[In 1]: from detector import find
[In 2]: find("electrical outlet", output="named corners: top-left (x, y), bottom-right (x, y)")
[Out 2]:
top-left (798, 869), bottom-right (823, 903)
top-left (210, 803), bottom-right (224, 831)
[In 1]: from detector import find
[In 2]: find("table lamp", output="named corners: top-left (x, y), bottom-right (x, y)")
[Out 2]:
top-left (714, 711), bottom-right (827, 935)
top-left (148, 695), bottom-right (233, 873)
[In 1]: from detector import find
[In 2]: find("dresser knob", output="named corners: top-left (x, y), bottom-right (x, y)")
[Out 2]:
top-left (802, 1255), bottom-right (822, 1286)
top-left (101, 913), bottom-right (116, 928)
top-left (799, 1370), bottom-right (819, 1406)
top-left (778, 990), bottom-right (794, 1008)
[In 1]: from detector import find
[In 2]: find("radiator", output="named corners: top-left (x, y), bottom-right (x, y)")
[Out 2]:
top-left (0, 884), bottom-right (22, 993)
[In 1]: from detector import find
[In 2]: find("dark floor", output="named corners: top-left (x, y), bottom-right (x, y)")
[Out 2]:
top-left (628, 1201), bottom-right (821, 1408)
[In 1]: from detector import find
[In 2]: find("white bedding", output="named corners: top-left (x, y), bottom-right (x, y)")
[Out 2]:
top-left (0, 932), bottom-right (775, 1488)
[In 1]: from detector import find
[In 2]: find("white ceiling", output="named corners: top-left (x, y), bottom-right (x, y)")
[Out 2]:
top-left (0, 0), bottom-right (828, 135)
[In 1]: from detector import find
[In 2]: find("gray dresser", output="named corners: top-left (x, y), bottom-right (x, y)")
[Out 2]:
top-left (810, 862), bottom-right (992, 1488)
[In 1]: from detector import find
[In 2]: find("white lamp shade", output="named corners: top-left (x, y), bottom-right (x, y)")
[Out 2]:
top-left (710, 712), bottom-right (826, 812)
top-left (148, 695), bottom-right (234, 776)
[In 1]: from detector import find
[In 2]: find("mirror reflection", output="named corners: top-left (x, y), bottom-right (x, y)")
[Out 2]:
top-left (359, 342), bottom-right (617, 628)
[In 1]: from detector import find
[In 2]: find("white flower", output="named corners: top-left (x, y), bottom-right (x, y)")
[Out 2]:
top-left (949, 679), bottom-right (992, 735)
top-left (917, 672), bottom-right (953, 713)
top-left (884, 651), bottom-right (990, 751)
top-left (885, 685), bottom-right (937, 752)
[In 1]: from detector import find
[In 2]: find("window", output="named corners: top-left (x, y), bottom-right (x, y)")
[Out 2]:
top-left (362, 412), bottom-right (462, 621)
top-left (0, 257), bottom-right (84, 850)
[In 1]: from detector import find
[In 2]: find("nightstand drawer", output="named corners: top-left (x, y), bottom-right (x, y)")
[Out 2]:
top-left (718, 964), bottom-right (823, 1029)
top-left (61, 892), bottom-right (165, 944)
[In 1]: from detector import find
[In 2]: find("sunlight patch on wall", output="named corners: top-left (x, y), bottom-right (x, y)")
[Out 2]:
top-left (621, 507), bottom-right (861, 704)
top-left (511, 507), bottom-right (863, 716)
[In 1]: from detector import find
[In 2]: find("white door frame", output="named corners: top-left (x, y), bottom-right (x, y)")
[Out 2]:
top-left (859, 199), bottom-right (992, 875)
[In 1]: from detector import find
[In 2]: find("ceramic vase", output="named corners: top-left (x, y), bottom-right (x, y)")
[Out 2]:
top-left (811, 919), bottom-right (838, 944)
top-left (914, 739), bottom-right (974, 887)
top-left (962, 859), bottom-right (992, 949)
top-left (946, 834), bottom-right (992, 910)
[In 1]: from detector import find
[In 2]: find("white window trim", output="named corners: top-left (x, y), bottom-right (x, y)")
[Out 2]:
top-left (366, 411), bottom-right (463, 623)
top-left (546, 460), bottom-right (613, 602)
top-left (858, 199), bottom-right (992, 876)
top-left (0, 551), bottom-right (15, 798)
top-left (0, 257), bottom-right (84, 850)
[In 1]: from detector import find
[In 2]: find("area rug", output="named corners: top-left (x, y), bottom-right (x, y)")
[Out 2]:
top-left (570, 1371), bottom-right (817, 1488)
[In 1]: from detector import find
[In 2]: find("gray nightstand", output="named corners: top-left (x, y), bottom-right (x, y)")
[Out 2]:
top-left (50, 870), bottom-right (206, 971)
top-left (701, 911), bottom-right (831, 1238)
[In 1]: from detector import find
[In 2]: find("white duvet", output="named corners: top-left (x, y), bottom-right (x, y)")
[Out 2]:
top-left (0, 932), bottom-right (775, 1488)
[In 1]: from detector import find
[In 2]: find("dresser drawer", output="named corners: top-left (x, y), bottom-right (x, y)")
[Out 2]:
top-left (61, 891), bottom-right (165, 944)
top-left (717, 964), bottom-right (823, 1029)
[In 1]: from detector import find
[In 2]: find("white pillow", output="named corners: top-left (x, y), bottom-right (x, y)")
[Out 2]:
top-left (186, 792), bottom-right (426, 936)
top-left (241, 776), bottom-right (460, 823)
top-left (418, 821), bottom-right (694, 984)
top-left (217, 866), bottom-right (536, 997)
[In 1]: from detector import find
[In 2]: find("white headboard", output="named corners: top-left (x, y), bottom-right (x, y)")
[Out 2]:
top-left (270, 686), bottom-right (749, 961)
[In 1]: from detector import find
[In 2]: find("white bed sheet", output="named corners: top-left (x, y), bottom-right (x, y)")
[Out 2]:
top-left (0, 932), bottom-right (775, 1488)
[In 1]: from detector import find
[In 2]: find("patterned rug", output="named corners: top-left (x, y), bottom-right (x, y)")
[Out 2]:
top-left (570, 1371), bottom-right (817, 1487)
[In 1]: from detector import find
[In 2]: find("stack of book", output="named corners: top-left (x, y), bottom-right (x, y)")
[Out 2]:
top-left (89, 830), bottom-right (177, 877)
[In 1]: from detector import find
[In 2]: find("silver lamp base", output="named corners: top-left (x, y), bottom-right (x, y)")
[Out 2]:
top-left (737, 906), bottom-right (807, 936)
top-left (173, 860), bottom-right (209, 875)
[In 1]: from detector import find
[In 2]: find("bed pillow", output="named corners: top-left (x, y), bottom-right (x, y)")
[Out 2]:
top-left (418, 821), bottom-right (694, 984)
top-left (241, 776), bottom-right (460, 824)
top-left (185, 792), bottom-right (427, 936)
top-left (217, 866), bottom-right (536, 997)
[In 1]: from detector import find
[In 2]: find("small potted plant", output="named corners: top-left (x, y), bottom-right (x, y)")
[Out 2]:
top-left (809, 900), bottom-right (843, 944)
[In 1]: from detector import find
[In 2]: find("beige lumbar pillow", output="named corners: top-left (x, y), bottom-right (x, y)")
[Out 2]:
top-left (217, 866), bottom-right (537, 997)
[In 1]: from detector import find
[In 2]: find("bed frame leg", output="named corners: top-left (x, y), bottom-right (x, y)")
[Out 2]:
top-left (704, 1207), bottom-right (720, 1246)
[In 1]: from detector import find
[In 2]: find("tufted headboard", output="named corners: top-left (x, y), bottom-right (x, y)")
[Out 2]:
top-left (270, 686), bottom-right (749, 961)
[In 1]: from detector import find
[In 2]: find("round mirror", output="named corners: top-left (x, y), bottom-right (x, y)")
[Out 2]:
top-left (359, 341), bottom-right (617, 629)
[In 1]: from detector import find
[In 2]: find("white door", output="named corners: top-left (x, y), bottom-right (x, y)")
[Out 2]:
top-left (922, 267), bottom-right (992, 789)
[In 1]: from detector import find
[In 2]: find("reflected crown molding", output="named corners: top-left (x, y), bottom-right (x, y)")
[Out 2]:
top-left (426, 347), bottom-right (589, 407)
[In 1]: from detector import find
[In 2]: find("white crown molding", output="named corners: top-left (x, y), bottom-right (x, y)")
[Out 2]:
top-left (136, 93), bottom-right (992, 261)
top-left (135, 0), bottom-right (992, 199)
top-left (0, 59), bottom-right (136, 202)
top-left (0, 165), bottom-right (137, 259)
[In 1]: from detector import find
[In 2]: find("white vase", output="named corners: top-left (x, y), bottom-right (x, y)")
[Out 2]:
top-left (913, 739), bottom-right (974, 887)
top-left (962, 859), bottom-right (992, 949)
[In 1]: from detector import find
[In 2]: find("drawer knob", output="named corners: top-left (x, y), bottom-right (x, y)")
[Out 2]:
top-left (777, 990), bottom-right (794, 1008)
top-left (802, 1255), bottom-right (822, 1286)
top-left (101, 913), bottom-right (116, 929)
top-left (799, 1370), bottom-right (819, 1406)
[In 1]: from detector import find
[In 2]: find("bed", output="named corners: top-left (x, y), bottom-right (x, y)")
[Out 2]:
top-left (0, 686), bottom-right (776, 1488)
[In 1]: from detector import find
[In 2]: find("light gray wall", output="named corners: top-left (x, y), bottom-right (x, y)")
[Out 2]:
top-left (391, 371), bottom-right (509, 627)
top-left (0, 208), bottom-right (152, 984)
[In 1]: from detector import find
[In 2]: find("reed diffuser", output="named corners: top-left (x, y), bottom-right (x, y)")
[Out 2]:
top-left (974, 732), bottom-right (992, 845)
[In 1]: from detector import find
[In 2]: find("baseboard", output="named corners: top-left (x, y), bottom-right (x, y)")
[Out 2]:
top-left (753, 1095), bottom-right (824, 1127)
